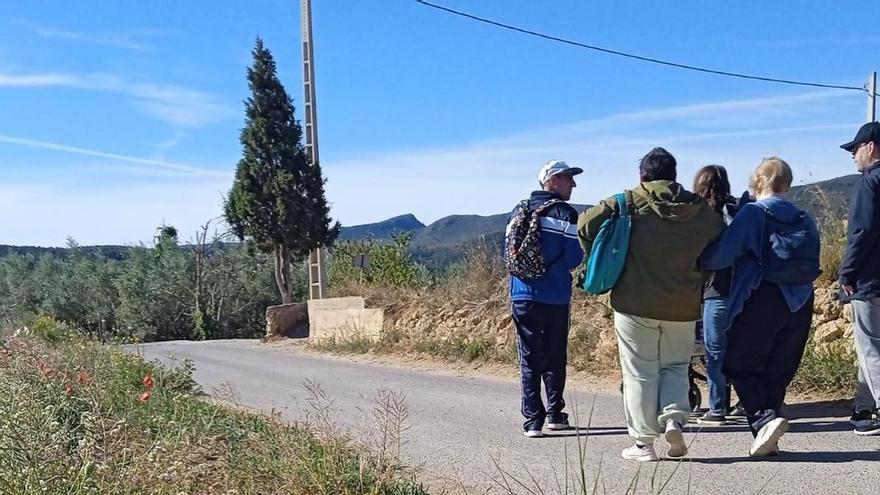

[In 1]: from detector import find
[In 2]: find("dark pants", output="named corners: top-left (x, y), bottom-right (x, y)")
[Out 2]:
top-left (723, 282), bottom-right (813, 436)
top-left (511, 301), bottom-right (570, 431)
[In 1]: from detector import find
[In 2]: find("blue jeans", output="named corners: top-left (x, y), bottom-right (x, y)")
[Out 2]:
top-left (703, 298), bottom-right (730, 414)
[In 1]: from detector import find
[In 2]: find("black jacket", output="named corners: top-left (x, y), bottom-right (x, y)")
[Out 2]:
top-left (840, 161), bottom-right (880, 300)
top-left (704, 192), bottom-right (752, 299)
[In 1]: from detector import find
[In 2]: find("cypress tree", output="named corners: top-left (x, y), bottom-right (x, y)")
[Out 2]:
top-left (225, 38), bottom-right (339, 304)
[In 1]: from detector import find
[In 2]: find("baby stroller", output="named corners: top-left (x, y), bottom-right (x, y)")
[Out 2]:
top-left (688, 321), bottom-right (707, 411)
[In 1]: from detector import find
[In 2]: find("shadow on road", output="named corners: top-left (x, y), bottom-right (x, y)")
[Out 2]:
top-left (788, 420), bottom-right (854, 433)
top-left (783, 399), bottom-right (851, 420)
top-left (691, 419), bottom-right (853, 434)
top-left (541, 426), bottom-right (630, 438)
top-left (689, 449), bottom-right (880, 464)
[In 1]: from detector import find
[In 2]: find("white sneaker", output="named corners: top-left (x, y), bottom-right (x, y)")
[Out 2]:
top-left (545, 421), bottom-right (571, 431)
top-left (523, 429), bottom-right (544, 438)
top-left (664, 420), bottom-right (687, 458)
top-left (750, 417), bottom-right (788, 457)
top-left (621, 443), bottom-right (658, 462)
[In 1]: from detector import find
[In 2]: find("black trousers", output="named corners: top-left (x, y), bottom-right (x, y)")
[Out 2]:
top-left (723, 282), bottom-right (813, 435)
top-left (511, 301), bottom-right (570, 430)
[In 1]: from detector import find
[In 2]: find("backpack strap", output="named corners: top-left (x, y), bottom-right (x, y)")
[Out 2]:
top-left (534, 198), bottom-right (563, 216)
top-left (613, 190), bottom-right (634, 216)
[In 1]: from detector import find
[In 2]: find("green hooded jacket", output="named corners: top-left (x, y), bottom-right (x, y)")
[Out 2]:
top-left (577, 180), bottom-right (724, 321)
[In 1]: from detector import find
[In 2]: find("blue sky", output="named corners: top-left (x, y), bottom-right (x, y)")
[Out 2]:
top-left (0, 0), bottom-right (875, 246)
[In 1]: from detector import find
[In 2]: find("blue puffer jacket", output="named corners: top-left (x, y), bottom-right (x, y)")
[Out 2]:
top-left (505, 191), bottom-right (584, 305)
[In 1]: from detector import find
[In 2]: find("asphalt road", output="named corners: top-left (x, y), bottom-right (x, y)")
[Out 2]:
top-left (132, 339), bottom-right (880, 494)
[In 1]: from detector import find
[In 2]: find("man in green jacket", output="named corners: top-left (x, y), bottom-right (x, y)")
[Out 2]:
top-left (577, 147), bottom-right (723, 462)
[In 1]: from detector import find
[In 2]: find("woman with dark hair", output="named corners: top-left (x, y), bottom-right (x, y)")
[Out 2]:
top-left (692, 165), bottom-right (742, 424)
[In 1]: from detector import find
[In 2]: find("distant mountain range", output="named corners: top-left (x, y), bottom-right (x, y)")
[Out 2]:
top-left (340, 204), bottom-right (591, 249)
top-left (0, 174), bottom-right (860, 268)
top-left (340, 173), bottom-right (860, 246)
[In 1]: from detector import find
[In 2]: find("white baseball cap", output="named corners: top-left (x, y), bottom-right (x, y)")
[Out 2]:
top-left (538, 160), bottom-right (583, 185)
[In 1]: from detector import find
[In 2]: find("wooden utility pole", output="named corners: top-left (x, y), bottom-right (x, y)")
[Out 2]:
top-left (868, 71), bottom-right (876, 122)
top-left (301, 0), bottom-right (326, 299)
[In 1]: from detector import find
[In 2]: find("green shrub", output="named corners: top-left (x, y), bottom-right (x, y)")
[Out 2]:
top-left (792, 341), bottom-right (857, 393)
top-left (329, 233), bottom-right (425, 293)
top-left (0, 223), bottom-right (292, 342)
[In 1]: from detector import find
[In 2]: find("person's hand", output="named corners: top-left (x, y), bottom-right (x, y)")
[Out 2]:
top-left (842, 284), bottom-right (855, 296)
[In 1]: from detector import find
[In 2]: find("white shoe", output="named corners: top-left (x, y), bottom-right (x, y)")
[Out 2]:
top-left (621, 443), bottom-right (658, 462)
top-left (523, 429), bottom-right (544, 438)
top-left (750, 418), bottom-right (788, 457)
top-left (664, 420), bottom-right (687, 458)
top-left (545, 422), bottom-right (571, 431)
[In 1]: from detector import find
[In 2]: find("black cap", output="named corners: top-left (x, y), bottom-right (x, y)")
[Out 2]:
top-left (841, 122), bottom-right (880, 152)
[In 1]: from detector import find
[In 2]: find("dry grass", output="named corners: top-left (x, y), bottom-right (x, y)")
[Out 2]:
top-left (321, 242), bottom-right (618, 374)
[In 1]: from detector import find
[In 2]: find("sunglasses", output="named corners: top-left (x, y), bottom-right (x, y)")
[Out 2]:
top-left (852, 142), bottom-right (867, 156)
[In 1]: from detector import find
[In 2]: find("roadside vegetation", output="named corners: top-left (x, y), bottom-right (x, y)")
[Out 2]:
top-left (0, 224), bottom-right (298, 342)
top-left (0, 317), bottom-right (428, 495)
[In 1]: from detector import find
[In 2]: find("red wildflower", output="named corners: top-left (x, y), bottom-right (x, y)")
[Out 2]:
top-left (76, 372), bottom-right (91, 385)
top-left (139, 391), bottom-right (151, 402)
top-left (35, 360), bottom-right (56, 378)
top-left (142, 374), bottom-right (155, 390)
top-left (65, 383), bottom-right (75, 396)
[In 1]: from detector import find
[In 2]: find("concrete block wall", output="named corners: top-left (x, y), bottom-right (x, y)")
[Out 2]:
top-left (307, 297), bottom-right (383, 342)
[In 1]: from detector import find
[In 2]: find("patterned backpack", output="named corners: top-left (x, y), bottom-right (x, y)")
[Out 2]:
top-left (505, 198), bottom-right (562, 279)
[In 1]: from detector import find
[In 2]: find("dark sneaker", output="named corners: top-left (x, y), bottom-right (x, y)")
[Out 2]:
top-left (750, 418), bottom-right (788, 457)
top-left (854, 418), bottom-right (880, 436)
top-left (697, 411), bottom-right (727, 425)
top-left (728, 403), bottom-right (747, 418)
top-left (850, 409), bottom-right (873, 429)
top-left (546, 413), bottom-right (570, 431)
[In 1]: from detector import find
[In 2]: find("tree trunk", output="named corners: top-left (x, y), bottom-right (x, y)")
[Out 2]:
top-left (274, 243), bottom-right (293, 304)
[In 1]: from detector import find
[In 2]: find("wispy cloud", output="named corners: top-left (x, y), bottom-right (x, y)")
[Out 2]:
top-left (0, 133), bottom-right (230, 178)
top-left (323, 90), bottom-right (864, 227)
top-left (1, 90), bottom-right (866, 245)
top-left (151, 132), bottom-right (188, 161)
top-left (0, 70), bottom-right (231, 127)
top-left (0, 73), bottom-right (79, 87)
top-left (13, 19), bottom-right (175, 51)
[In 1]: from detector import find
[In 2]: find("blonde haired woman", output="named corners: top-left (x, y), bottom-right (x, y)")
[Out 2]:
top-left (700, 157), bottom-right (820, 456)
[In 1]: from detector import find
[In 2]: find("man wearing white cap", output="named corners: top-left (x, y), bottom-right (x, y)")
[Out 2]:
top-left (505, 159), bottom-right (584, 437)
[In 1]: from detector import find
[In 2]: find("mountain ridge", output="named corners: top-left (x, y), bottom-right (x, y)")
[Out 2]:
top-left (0, 175), bottom-right (859, 268)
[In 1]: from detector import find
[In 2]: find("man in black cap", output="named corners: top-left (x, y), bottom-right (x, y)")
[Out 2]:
top-left (840, 121), bottom-right (880, 435)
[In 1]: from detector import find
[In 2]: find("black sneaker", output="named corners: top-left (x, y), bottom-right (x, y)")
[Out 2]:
top-left (854, 418), bottom-right (880, 436)
top-left (850, 409), bottom-right (873, 429)
top-left (696, 411), bottom-right (727, 425)
top-left (728, 403), bottom-right (746, 418)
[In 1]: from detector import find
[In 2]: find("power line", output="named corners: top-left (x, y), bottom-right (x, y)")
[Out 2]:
top-left (414, 0), bottom-right (868, 93)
